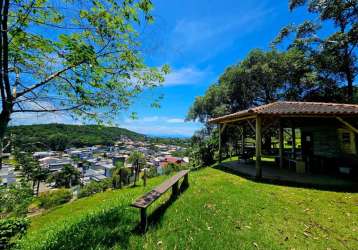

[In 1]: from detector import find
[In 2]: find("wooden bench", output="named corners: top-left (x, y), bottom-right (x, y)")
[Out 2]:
top-left (131, 170), bottom-right (189, 231)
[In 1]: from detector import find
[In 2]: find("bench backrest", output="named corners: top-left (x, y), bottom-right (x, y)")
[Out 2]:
top-left (131, 170), bottom-right (189, 208)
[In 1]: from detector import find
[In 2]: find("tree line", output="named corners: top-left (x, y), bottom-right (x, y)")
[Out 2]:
top-left (6, 123), bottom-right (188, 152)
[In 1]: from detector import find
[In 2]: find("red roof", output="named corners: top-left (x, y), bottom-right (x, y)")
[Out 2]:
top-left (165, 156), bottom-right (183, 164)
top-left (209, 101), bottom-right (358, 123)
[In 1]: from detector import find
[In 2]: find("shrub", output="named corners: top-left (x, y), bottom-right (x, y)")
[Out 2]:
top-left (38, 189), bottom-right (73, 209)
top-left (146, 167), bottom-right (159, 178)
top-left (78, 179), bottom-right (112, 198)
top-left (0, 217), bottom-right (29, 249)
top-left (50, 165), bottom-right (81, 188)
top-left (0, 182), bottom-right (33, 217)
top-left (163, 163), bottom-right (188, 175)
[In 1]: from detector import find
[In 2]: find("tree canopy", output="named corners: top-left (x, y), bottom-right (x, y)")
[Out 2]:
top-left (0, 0), bottom-right (169, 142)
top-left (274, 0), bottom-right (357, 101)
top-left (188, 0), bottom-right (357, 124)
top-left (187, 48), bottom-right (317, 123)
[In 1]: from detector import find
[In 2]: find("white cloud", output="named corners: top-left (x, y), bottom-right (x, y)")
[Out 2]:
top-left (122, 124), bottom-right (201, 137)
top-left (121, 115), bottom-right (201, 137)
top-left (10, 111), bottom-right (78, 126)
top-left (167, 118), bottom-right (184, 123)
top-left (142, 116), bottom-right (160, 122)
top-left (163, 67), bottom-right (210, 86)
top-left (124, 116), bottom-right (187, 124)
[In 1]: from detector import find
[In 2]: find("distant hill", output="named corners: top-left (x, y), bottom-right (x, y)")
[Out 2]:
top-left (7, 124), bottom-right (188, 152)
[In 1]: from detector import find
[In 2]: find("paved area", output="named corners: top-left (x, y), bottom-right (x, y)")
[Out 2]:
top-left (218, 160), bottom-right (358, 191)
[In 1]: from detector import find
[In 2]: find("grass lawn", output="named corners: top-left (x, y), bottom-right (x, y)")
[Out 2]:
top-left (21, 167), bottom-right (358, 250)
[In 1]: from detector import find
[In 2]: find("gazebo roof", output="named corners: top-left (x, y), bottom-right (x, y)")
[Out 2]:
top-left (209, 101), bottom-right (358, 124)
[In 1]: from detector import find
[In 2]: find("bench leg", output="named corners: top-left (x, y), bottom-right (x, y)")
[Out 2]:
top-left (183, 174), bottom-right (189, 187)
top-left (140, 208), bottom-right (147, 232)
top-left (172, 181), bottom-right (179, 198)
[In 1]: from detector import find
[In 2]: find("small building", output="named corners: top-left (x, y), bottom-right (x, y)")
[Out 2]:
top-left (0, 165), bottom-right (16, 186)
top-left (39, 157), bottom-right (72, 171)
top-left (92, 160), bottom-right (115, 177)
top-left (209, 101), bottom-right (358, 178)
top-left (33, 151), bottom-right (55, 159)
top-left (158, 156), bottom-right (184, 168)
top-left (112, 154), bottom-right (128, 166)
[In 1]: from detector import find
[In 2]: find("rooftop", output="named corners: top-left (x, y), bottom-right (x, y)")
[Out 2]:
top-left (209, 101), bottom-right (358, 123)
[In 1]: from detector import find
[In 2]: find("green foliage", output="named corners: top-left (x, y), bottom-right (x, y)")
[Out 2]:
top-left (145, 167), bottom-right (159, 178)
top-left (274, 0), bottom-right (357, 101)
top-left (187, 0), bottom-right (357, 164)
top-left (0, 217), bottom-right (29, 249)
top-left (187, 48), bottom-right (319, 125)
top-left (7, 124), bottom-right (188, 152)
top-left (111, 163), bottom-right (130, 189)
top-left (0, 182), bottom-right (33, 217)
top-left (50, 165), bottom-right (80, 188)
top-left (78, 179), bottom-right (112, 198)
top-left (2, 0), bottom-right (168, 125)
top-left (162, 163), bottom-right (188, 175)
top-left (8, 124), bottom-right (145, 152)
top-left (170, 149), bottom-right (189, 158)
top-left (37, 189), bottom-right (73, 209)
top-left (127, 151), bottom-right (146, 167)
top-left (189, 130), bottom-right (219, 167)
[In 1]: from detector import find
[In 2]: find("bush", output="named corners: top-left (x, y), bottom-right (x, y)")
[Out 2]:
top-left (0, 182), bottom-right (33, 217)
top-left (0, 217), bottom-right (29, 249)
top-left (163, 163), bottom-right (188, 175)
top-left (146, 167), bottom-right (159, 178)
top-left (78, 179), bottom-right (112, 198)
top-left (38, 189), bottom-right (73, 209)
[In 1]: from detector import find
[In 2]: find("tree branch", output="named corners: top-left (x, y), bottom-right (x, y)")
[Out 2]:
top-left (12, 104), bottom-right (83, 113)
top-left (16, 62), bottom-right (85, 98)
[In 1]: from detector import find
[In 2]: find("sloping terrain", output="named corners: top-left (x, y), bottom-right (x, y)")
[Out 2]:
top-left (20, 168), bottom-right (358, 250)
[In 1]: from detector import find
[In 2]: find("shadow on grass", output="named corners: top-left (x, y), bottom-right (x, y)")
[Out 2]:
top-left (213, 164), bottom-right (358, 193)
top-left (132, 182), bottom-right (189, 234)
top-left (26, 205), bottom-right (138, 250)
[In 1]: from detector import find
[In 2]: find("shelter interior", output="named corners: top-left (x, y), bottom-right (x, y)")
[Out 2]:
top-left (212, 102), bottom-right (358, 179)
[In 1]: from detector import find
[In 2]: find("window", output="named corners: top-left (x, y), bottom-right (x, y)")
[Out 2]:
top-left (342, 132), bottom-right (351, 144)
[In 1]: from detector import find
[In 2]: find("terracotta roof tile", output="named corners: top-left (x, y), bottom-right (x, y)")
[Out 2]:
top-left (209, 101), bottom-right (358, 123)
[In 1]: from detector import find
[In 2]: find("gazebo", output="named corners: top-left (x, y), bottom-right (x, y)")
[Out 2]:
top-left (209, 101), bottom-right (358, 178)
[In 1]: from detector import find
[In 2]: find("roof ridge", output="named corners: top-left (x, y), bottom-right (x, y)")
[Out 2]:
top-left (273, 101), bottom-right (358, 107)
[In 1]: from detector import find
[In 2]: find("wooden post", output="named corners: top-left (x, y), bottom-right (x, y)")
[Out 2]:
top-left (172, 181), bottom-right (179, 197)
top-left (140, 208), bottom-right (147, 232)
top-left (183, 173), bottom-right (189, 187)
top-left (291, 124), bottom-right (296, 159)
top-left (279, 119), bottom-right (284, 168)
top-left (255, 116), bottom-right (262, 178)
top-left (241, 126), bottom-right (245, 155)
top-left (218, 124), bottom-right (222, 163)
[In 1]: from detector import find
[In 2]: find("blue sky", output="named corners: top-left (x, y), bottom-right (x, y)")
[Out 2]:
top-left (13, 0), bottom-right (323, 137)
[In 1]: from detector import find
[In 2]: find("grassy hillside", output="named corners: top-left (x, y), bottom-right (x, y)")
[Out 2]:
top-left (7, 124), bottom-right (188, 151)
top-left (19, 167), bottom-right (358, 250)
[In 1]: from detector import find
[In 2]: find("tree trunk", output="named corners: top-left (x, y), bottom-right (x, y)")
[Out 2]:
top-left (37, 180), bottom-right (40, 196)
top-left (0, 111), bottom-right (10, 169)
top-left (345, 63), bottom-right (354, 102)
top-left (0, 0), bottom-right (12, 170)
top-left (343, 43), bottom-right (354, 102)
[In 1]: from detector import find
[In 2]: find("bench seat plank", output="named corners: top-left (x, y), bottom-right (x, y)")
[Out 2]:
top-left (131, 170), bottom-right (189, 208)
